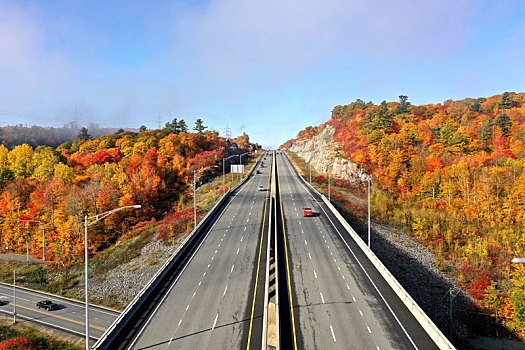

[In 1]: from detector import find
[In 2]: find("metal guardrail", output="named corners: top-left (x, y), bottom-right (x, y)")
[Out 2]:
top-left (93, 153), bottom-right (262, 349)
top-left (282, 151), bottom-right (455, 350)
top-left (262, 150), bottom-right (278, 350)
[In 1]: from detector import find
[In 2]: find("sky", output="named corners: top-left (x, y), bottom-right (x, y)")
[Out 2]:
top-left (0, 0), bottom-right (524, 148)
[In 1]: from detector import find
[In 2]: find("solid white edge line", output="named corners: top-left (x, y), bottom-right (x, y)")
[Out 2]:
top-left (286, 153), bottom-right (419, 350)
top-left (126, 179), bottom-right (244, 349)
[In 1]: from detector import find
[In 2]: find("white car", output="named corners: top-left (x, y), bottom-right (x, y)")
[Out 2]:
top-left (258, 185), bottom-right (265, 191)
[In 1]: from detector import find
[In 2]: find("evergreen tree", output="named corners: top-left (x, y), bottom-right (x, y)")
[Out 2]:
top-left (499, 92), bottom-right (512, 109)
top-left (139, 125), bottom-right (147, 132)
top-left (77, 127), bottom-right (92, 141)
top-left (469, 100), bottom-right (481, 112)
top-left (164, 118), bottom-right (179, 134)
top-left (396, 95), bottom-right (410, 114)
top-left (114, 128), bottom-right (125, 135)
top-left (377, 100), bottom-right (393, 131)
top-left (480, 116), bottom-right (494, 151)
top-left (496, 112), bottom-right (512, 137)
top-left (193, 119), bottom-right (207, 134)
top-left (364, 112), bottom-right (375, 134)
top-left (178, 119), bottom-right (188, 133)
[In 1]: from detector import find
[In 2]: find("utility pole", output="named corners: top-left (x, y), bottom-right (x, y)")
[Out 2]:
top-left (309, 163), bottom-right (311, 184)
top-left (368, 178), bottom-right (371, 248)
top-left (328, 170), bottom-right (331, 201)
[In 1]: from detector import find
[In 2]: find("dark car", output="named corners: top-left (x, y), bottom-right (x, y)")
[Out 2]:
top-left (256, 170), bottom-right (261, 174)
top-left (0, 299), bottom-right (8, 306)
top-left (36, 300), bottom-right (58, 311)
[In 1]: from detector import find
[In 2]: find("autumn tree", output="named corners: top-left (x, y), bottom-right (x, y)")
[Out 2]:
top-left (8, 144), bottom-right (34, 178)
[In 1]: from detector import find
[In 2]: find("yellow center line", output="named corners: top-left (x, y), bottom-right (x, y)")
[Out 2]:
top-left (247, 161), bottom-right (271, 349)
top-left (277, 158), bottom-right (298, 349)
top-left (15, 304), bottom-right (107, 332)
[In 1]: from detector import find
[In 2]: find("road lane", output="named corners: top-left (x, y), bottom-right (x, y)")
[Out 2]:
top-left (276, 152), bottom-right (438, 349)
top-left (130, 155), bottom-right (271, 350)
top-left (0, 283), bottom-right (118, 339)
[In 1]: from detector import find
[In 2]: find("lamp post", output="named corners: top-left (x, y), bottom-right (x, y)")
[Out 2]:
top-left (223, 155), bottom-right (237, 194)
top-left (13, 264), bottom-right (28, 324)
top-left (194, 166), bottom-right (218, 229)
top-left (0, 218), bottom-right (47, 262)
top-left (84, 205), bottom-right (141, 350)
top-left (328, 169), bottom-right (331, 202)
top-left (238, 152), bottom-right (250, 182)
top-left (367, 177), bottom-right (371, 248)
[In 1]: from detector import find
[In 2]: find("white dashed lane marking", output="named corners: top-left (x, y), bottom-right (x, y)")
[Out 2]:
top-left (330, 325), bottom-right (336, 342)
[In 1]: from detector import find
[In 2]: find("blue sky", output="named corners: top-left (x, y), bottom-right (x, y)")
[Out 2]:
top-left (0, 0), bottom-right (523, 148)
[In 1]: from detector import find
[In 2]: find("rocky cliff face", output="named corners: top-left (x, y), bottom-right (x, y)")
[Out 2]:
top-left (287, 125), bottom-right (368, 182)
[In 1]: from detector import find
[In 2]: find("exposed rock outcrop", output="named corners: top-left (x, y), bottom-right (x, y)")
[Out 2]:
top-left (287, 125), bottom-right (368, 182)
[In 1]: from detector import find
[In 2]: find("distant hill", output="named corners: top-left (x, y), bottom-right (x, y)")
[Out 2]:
top-left (0, 123), bottom-right (129, 149)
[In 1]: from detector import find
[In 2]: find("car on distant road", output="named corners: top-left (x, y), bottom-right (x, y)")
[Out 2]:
top-left (258, 185), bottom-right (265, 191)
top-left (0, 299), bottom-right (8, 306)
top-left (36, 300), bottom-right (58, 311)
top-left (256, 170), bottom-right (261, 174)
top-left (302, 207), bottom-right (313, 217)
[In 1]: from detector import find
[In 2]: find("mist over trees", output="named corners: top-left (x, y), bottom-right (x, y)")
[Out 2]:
top-left (0, 123), bottom-right (128, 150)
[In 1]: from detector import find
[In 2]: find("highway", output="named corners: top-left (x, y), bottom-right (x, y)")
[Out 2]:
top-left (276, 152), bottom-right (438, 349)
top-left (0, 282), bottom-right (118, 340)
top-left (128, 154), bottom-right (271, 350)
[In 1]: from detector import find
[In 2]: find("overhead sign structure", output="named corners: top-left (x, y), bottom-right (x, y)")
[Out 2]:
top-left (231, 164), bottom-right (245, 174)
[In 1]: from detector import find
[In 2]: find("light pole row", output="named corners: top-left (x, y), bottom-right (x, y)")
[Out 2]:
top-left (194, 166), bottom-right (218, 229)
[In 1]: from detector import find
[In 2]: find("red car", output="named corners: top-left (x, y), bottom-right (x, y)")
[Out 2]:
top-left (302, 207), bottom-right (313, 217)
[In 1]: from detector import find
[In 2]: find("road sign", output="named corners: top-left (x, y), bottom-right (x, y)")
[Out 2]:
top-left (231, 164), bottom-right (245, 173)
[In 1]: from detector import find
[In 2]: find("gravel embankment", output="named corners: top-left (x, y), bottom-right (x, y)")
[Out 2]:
top-left (89, 239), bottom-right (181, 308)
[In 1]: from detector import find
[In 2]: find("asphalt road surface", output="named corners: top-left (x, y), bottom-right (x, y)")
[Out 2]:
top-left (276, 152), bottom-right (438, 350)
top-left (129, 154), bottom-right (271, 350)
top-left (0, 282), bottom-right (119, 342)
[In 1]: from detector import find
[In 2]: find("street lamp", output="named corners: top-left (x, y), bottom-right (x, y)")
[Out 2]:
top-left (367, 177), bottom-right (371, 248)
top-left (223, 155), bottom-right (237, 194)
top-left (238, 152), bottom-right (251, 181)
top-left (194, 166), bottom-right (218, 229)
top-left (13, 264), bottom-right (28, 324)
top-left (328, 169), bottom-right (331, 202)
top-left (84, 205), bottom-right (141, 350)
top-left (0, 217), bottom-right (47, 262)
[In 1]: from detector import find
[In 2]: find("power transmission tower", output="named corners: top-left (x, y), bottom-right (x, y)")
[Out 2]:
top-left (224, 124), bottom-right (231, 140)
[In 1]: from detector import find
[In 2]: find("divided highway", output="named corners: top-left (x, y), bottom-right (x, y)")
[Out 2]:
top-left (0, 283), bottom-right (118, 340)
top-left (276, 152), bottom-right (439, 349)
top-left (127, 155), bottom-right (272, 350)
